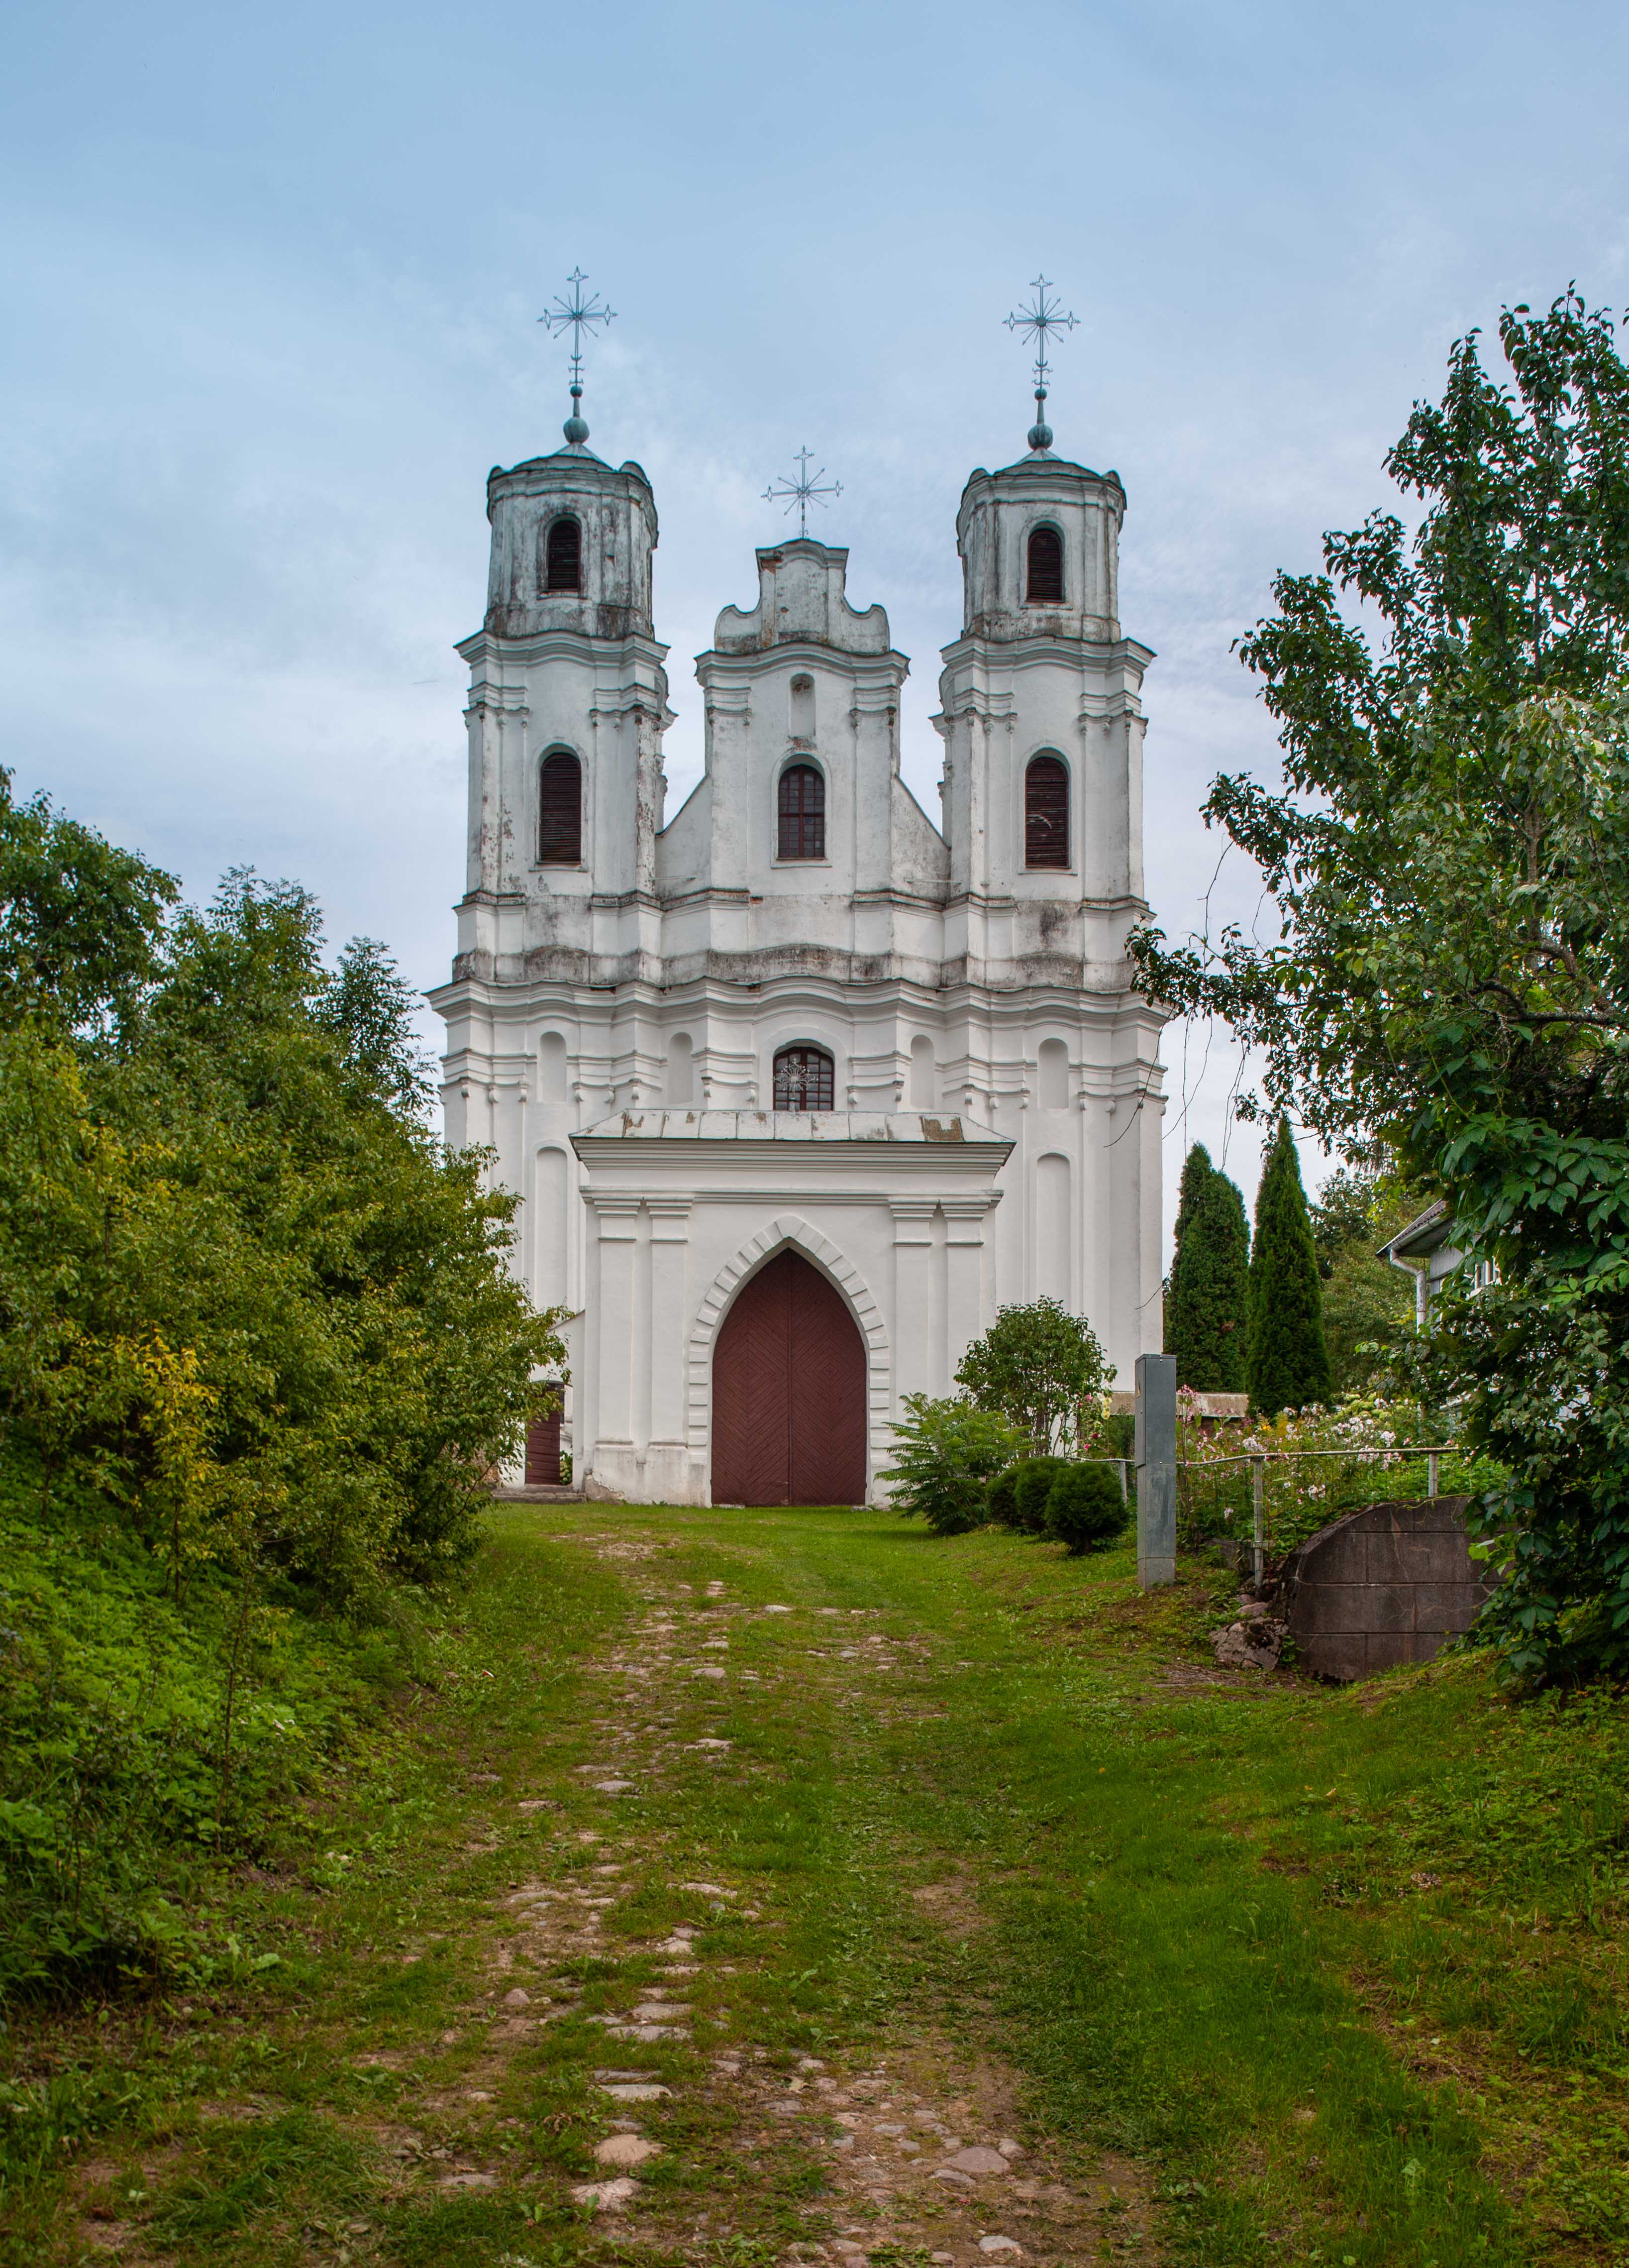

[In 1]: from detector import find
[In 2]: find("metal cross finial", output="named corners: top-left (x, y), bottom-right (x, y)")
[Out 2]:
top-left (1006, 275), bottom-right (1078, 452)
top-left (538, 267), bottom-right (616, 444)
top-left (764, 446), bottom-right (842, 539)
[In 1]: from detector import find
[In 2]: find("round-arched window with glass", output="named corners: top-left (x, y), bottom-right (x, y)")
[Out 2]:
top-left (778, 762), bottom-right (825, 860)
top-left (773, 1044), bottom-right (834, 1111)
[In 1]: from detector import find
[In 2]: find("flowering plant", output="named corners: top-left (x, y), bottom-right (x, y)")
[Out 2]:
top-left (1176, 1391), bottom-right (1508, 1558)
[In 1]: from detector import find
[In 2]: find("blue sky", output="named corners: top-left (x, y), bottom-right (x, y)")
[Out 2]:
top-left (4, 0), bottom-right (1629, 1248)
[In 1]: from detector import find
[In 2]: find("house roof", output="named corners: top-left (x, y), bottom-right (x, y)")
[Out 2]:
top-left (1376, 1198), bottom-right (1452, 1263)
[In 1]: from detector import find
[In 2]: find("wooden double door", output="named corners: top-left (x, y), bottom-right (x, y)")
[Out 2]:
top-left (711, 1249), bottom-right (867, 1506)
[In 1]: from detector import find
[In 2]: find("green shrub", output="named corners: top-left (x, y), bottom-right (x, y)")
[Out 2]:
top-left (985, 1466), bottom-right (1022, 1528)
top-left (1012, 1456), bottom-right (1069, 1534)
top-left (883, 1396), bottom-right (1027, 1535)
top-left (0, 775), bottom-right (565, 2000)
top-left (1045, 1461), bottom-right (1129, 1554)
top-left (0, 1498), bottom-right (395, 1999)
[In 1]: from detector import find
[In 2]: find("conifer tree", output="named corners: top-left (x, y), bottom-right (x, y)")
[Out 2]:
top-left (1165, 1144), bottom-right (1250, 1390)
top-left (1246, 1117), bottom-right (1332, 1417)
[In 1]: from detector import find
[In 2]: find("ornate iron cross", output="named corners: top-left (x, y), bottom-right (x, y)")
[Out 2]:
top-left (1006, 275), bottom-right (1078, 448)
top-left (764, 447), bottom-right (842, 538)
top-left (538, 268), bottom-right (615, 439)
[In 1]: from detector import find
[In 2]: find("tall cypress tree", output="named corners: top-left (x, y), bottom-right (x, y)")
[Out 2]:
top-left (1247, 1117), bottom-right (1333, 1418)
top-left (1165, 1144), bottom-right (1250, 1390)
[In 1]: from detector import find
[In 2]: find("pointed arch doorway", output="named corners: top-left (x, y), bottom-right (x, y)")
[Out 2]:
top-left (711, 1248), bottom-right (867, 1506)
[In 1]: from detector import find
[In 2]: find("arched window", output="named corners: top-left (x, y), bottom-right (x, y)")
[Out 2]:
top-left (777, 762), bottom-right (825, 860)
top-left (1025, 754), bottom-right (1070, 869)
top-left (538, 751), bottom-right (582, 864)
top-left (545, 514), bottom-right (582, 594)
top-left (1026, 525), bottom-right (1065, 605)
top-left (773, 1044), bottom-right (834, 1111)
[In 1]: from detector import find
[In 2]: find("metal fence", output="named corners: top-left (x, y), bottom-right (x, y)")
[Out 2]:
top-left (1178, 1443), bottom-right (1465, 1582)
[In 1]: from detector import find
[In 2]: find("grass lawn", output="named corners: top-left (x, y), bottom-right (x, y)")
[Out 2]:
top-left (5, 1500), bottom-right (1629, 2267)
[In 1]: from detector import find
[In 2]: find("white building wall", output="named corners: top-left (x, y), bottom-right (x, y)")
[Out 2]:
top-left (430, 428), bottom-right (1168, 1497)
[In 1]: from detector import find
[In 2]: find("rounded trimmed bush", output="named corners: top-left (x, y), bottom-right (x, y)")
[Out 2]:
top-left (1011, 1455), bottom-right (1069, 1534)
top-left (985, 1465), bottom-right (1022, 1528)
top-left (1045, 1460), bottom-right (1129, 1554)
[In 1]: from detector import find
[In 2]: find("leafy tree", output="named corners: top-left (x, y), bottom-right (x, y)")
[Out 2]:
top-left (0, 776), bottom-right (561, 1994)
top-left (955, 1297), bottom-right (1114, 1455)
top-left (321, 933), bottom-right (437, 1118)
top-left (1130, 287), bottom-right (1629, 1680)
top-left (882, 1395), bottom-right (1026, 1534)
top-left (1044, 1461), bottom-right (1128, 1554)
top-left (1309, 1168), bottom-right (1421, 1394)
top-left (1246, 1119), bottom-right (1332, 1419)
top-left (1165, 1144), bottom-right (1250, 1390)
top-left (0, 769), bottom-right (176, 1035)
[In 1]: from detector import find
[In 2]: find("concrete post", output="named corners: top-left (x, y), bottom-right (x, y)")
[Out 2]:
top-left (1135, 1352), bottom-right (1176, 1588)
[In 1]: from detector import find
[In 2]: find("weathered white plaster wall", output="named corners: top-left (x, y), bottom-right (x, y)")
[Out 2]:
top-left (568, 1114), bottom-right (1010, 1505)
top-left (429, 429), bottom-right (1169, 1499)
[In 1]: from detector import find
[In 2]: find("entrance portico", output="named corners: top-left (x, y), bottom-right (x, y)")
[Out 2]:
top-left (569, 1111), bottom-right (1012, 1505)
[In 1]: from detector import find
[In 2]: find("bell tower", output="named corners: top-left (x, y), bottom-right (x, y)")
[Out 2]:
top-left (452, 408), bottom-right (671, 1002)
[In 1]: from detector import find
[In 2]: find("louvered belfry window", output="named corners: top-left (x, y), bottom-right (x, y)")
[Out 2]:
top-left (777, 762), bottom-right (825, 860)
top-left (1026, 525), bottom-right (1065, 604)
top-left (538, 751), bottom-right (582, 864)
top-left (545, 514), bottom-right (582, 593)
top-left (773, 1045), bottom-right (834, 1111)
top-left (1025, 754), bottom-right (1070, 869)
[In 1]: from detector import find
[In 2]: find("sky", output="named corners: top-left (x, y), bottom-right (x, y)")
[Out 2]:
top-left (4, 0), bottom-right (1629, 1257)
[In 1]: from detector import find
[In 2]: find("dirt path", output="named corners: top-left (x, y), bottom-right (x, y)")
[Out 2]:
top-left (441, 1530), bottom-right (1159, 2265)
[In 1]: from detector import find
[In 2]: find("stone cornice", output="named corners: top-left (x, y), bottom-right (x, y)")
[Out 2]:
top-left (458, 626), bottom-right (672, 672)
top-left (695, 640), bottom-right (910, 691)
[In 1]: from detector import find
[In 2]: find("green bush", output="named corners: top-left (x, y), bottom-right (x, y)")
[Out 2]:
top-left (0, 772), bottom-right (564, 1999)
top-left (985, 1466), bottom-right (1022, 1528)
top-left (0, 1498), bottom-right (398, 1999)
top-left (883, 1396), bottom-right (1027, 1535)
top-left (1045, 1461), bottom-right (1129, 1555)
top-left (1012, 1456), bottom-right (1069, 1534)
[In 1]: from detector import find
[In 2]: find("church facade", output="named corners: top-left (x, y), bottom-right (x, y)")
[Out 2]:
top-left (430, 404), bottom-right (1166, 1505)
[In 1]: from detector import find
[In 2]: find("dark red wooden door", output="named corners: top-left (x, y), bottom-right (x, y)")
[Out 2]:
top-left (711, 1249), bottom-right (867, 1505)
top-left (525, 1409), bottom-right (562, 1484)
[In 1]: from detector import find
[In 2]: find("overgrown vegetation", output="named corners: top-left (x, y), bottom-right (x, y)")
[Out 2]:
top-left (0, 771), bottom-right (559, 1999)
top-left (1175, 1389), bottom-right (1509, 1555)
top-left (1309, 1164), bottom-right (1423, 1394)
top-left (1134, 289), bottom-right (1629, 1681)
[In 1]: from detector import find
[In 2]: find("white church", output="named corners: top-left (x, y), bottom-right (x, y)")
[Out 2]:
top-left (430, 341), bottom-right (1166, 1506)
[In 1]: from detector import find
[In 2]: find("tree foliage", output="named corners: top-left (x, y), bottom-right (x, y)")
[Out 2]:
top-left (955, 1297), bottom-right (1114, 1455)
top-left (1130, 288), bottom-right (1629, 1680)
top-left (0, 773), bottom-right (559, 1990)
top-left (1246, 1119), bottom-right (1332, 1419)
top-left (882, 1395), bottom-right (1026, 1535)
top-left (1309, 1168), bottom-right (1422, 1394)
top-left (1165, 1144), bottom-right (1250, 1391)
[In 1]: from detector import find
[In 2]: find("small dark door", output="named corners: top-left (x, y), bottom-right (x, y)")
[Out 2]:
top-left (525, 1409), bottom-right (562, 1485)
top-left (711, 1249), bottom-right (867, 1505)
